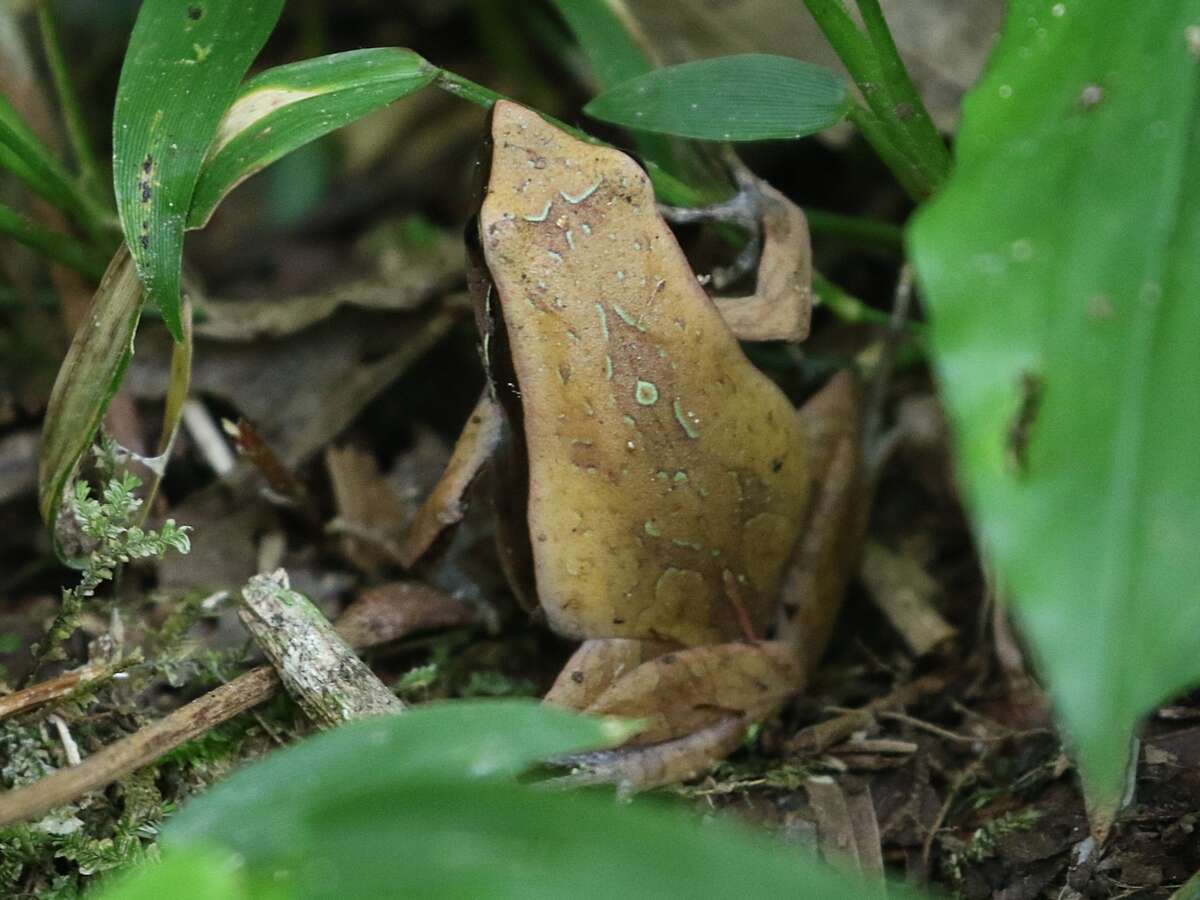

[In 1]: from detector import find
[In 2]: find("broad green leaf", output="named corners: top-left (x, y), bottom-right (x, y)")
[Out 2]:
top-left (908, 0), bottom-right (1200, 808)
top-left (585, 54), bottom-right (848, 142)
top-left (113, 0), bottom-right (284, 340)
top-left (94, 847), bottom-right (261, 900)
top-left (188, 48), bottom-right (437, 229)
top-left (164, 700), bottom-right (636, 861)
top-left (163, 701), bottom-right (893, 899)
top-left (38, 247), bottom-right (142, 563)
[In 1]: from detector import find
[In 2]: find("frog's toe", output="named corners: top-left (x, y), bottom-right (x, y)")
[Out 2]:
top-left (544, 638), bottom-right (678, 710)
top-left (583, 640), bottom-right (802, 746)
top-left (547, 715), bottom-right (749, 795)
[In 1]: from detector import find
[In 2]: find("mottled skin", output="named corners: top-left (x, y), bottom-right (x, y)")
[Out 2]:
top-left (475, 102), bottom-right (819, 769)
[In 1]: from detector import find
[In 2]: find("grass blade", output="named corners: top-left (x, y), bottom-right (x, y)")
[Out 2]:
top-left (0, 201), bottom-right (109, 279)
top-left (38, 248), bottom-right (143, 563)
top-left (188, 48), bottom-right (437, 229)
top-left (585, 53), bottom-right (849, 142)
top-left (0, 92), bottom-right (111, 237)
top-left (551, 0), bottom-right (729, 204)
top-left (112, 0), bottom-right (284, 340)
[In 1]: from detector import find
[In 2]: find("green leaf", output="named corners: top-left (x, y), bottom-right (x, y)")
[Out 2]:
top-left (94, 847), bottom-right (260, 900)
top-left (551, 0), bottom-right (730, 205)
top-left (112, 0), bottom-right (284, 340)
top-left (908, 0), bottom-right (1200, 808)
top-left (38, 248), bottom-right (143, 563)
top-left (162, 701), bottom-right (894, 899)
top-left (585, 54), bottom-right (849, 142)
top-left (0, 201), bottom-right (109, 279)
top-left (0, 92), bottom-right (110, 236)
top-left (188, 48), bottom-right (437, 229)
top-left (163, 700), bottom-right (635, 860)
top-left (551, 0), bottom-right (652, 90)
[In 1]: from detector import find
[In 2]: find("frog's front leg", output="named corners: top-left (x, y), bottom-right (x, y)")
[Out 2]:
top-left (545, 639), bottom-right (801, 789)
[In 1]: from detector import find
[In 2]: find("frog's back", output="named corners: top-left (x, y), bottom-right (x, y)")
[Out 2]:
top-left (479, 101), bottom-right (808, 647)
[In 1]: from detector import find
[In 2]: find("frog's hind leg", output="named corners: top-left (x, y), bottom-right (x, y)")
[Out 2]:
top-left (544, 638), bottom-right (678, 710)
top-left (547, 640), bottom-right (801, 793)
top-left (581, 640), bottom-right (801, 745)
top-left (548, 716), bottom-right (749, 796)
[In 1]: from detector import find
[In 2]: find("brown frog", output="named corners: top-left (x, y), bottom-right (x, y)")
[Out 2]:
top-left (433, 101), bottom-right (860, 787)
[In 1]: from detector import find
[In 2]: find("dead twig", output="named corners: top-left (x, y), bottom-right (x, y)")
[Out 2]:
top-left (0, 582), bottom-right (476, 827)
top-left (786, 671), bottom-right (949, 755)
top-left (0, 658), bottom-right (126, 722)
top-left (0, 665), bottom-right (280, 828)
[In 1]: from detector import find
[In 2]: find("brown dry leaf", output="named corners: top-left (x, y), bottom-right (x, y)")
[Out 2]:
top-left (479, 102), bottom-right (809, 647)
top-left (544, 637), bottom-right (679, 710)
top-left (334, 581), bottom-right (479, 649)
top-left (326, 444), bottom-right (409, 574)
top-left (712, 177), bottom-right (812, 342)
top-left (805, 777), bottom-right (886, 881)
top-left (193, 227), bottom-right (463, 341)
top-left (157, 480), bottom-right (272, 592)
top-left (398, 390), bottom-right (504, 569)
top-left (583, 640), bottom-right (800, 745)
top-left (860, 540), bottom-right (957, 657)
top-left (129, 302), bottom-right (465, 467)
top-left (777, 371), bottom-right (867, 674)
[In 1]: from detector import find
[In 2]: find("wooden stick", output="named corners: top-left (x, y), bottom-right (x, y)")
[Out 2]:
top-left (786, 671), bottom-right (949, 755)
top-left (0, 660), bottom-right (115, 722)
top-left (0, 580), bottom-right (475, 827)
top-left (0, 666), bottom-right (279, 827)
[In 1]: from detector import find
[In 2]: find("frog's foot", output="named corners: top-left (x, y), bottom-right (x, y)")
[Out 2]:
top-left (547, 716), bottom-right (750, 796)
top-left (545, 640), bottom-right (801, 791)
top-left (544, 638), bottom-right (680, 710)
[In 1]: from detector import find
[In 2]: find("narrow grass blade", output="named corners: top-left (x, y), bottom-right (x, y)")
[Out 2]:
top-left (112, 0), bottom-right (284, 340)
top-left (551, 0), bottom-right (729, 204)
top-left (38, 248), bottom-right (143, 563)
top-left (585, 53), bottom-right (849, 141)
top-left (188, 48), bottom-right (436, 229)
top-left (0, 201), bottom-right (109, 279)
top-left (0, 92), bottom-right (109, 235)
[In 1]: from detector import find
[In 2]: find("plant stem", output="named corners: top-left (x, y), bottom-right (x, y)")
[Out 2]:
top-left (36, 0), bottom-right (106, 204)
top-left (0, 201), bottom-right (108, 279)
top-left (852, 0), bottom-right (951, 186)
top-left (813, 270), bottom-right (923, 336)
top-left (846, 103), bottom-right (925, 200)
top-left (804, 208), bottom-right (903, 253)
top-left (802, 0), bottom-right (944, 198)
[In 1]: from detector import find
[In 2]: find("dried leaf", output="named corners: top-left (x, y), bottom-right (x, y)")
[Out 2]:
top-left (399, 391), bottom-right (503, 568)
top-left (712, 176), bottom-right (812, 342)
top-left (325, 444), bottom-right (408, 573)
top-left (777, 371), bottom-right (866, 674)
top-left (860, 540), bottom-right (957, 657)
top-left (334, 581), bottom-right (479, 649)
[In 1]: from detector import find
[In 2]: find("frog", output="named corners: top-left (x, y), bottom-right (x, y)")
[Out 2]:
top-left (444, 100), bottom-right (858, 787)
